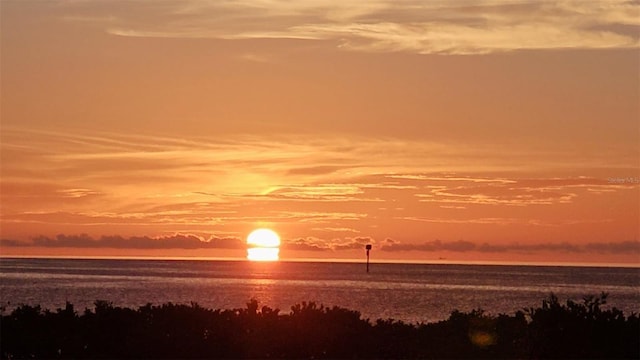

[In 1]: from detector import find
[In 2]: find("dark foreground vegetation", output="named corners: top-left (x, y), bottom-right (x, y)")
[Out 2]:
top-left (1, 293), bottom-right (638, 359)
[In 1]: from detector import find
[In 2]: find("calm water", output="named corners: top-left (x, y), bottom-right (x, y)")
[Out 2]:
top-left (1, 258), bottom-right (638, 323)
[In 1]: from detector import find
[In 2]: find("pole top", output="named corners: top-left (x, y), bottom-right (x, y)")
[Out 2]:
top-left (365, 244), bottom-right (372, 250)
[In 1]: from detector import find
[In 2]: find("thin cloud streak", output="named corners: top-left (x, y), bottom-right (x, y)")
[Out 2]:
top-left (399, 216), bottom-right (614, 227)
top-left (414, 177), bottom-right (638, 207)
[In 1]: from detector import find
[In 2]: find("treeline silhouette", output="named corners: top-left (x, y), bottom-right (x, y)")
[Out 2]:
top-left (1, 293), bottom-right (638, 359)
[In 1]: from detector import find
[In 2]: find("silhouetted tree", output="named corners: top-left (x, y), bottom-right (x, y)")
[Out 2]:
top-left (1, 294), bottom-right (638, 359)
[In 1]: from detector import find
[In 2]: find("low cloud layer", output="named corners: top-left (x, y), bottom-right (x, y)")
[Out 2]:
top-left (380, 239), bottom-right (640, 255)
top-left (2, 234), bottom-right (637, 256)
top-left (1, 234), bottom-right (242, 250)
top-left (286, 236), bottom-right (374, 252)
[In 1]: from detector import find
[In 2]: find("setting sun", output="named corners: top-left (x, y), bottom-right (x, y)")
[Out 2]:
top-left (246, 229), bottom-right (280, 261)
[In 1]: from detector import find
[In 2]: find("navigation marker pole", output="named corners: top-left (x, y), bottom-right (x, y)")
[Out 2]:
top-left (365, 244), bottom-right (372, 273)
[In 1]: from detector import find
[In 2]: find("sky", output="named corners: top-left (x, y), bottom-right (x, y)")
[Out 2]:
top-left (1, 0), bottom-right (639, 265)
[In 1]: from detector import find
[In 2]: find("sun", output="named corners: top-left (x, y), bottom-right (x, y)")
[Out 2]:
top-left (247, 229), bottom-right (281, 248)
top-left (246, 228), bottom-right (280, 261)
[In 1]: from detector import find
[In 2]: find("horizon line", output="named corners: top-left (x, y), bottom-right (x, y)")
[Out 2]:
top-left (2, 255), bottom-right (638, 269)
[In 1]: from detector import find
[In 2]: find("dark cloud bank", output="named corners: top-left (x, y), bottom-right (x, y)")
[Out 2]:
top-left (379, 239), bottom-right (640, 254)
top-left (1, 234), bottom-right (243, 250)
top-left (1, 235), bottom-right (638, 255)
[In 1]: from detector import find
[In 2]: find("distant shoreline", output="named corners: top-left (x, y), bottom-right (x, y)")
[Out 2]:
top-left (2, 255), bottom-right (639, 269)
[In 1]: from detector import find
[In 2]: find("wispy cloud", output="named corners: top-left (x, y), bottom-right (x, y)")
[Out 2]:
top-left (414, 176), bottom-right (637, 207)
top-left (311, 227), bottom-right (360, 233)
top-left (69, 0), bottom-right (640, 54)
top-left (398, 216), bottom-right (615, 227)
top-left (273, 211), bottom-right (367, 223)
top-left (260, 185), bottom-right (379, 202)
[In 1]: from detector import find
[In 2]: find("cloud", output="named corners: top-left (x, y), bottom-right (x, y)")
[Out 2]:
top-left (283, 236), bottom-right (373, 251)
top-left (287, 165), bottom-right (352, 176)
top-left (333, 236), bottom-right (374, 250)
top-left (261, 184), bottom-right (367, 202)
top-left (399, 216), bottom-right (615, 227)
top-left (238, 53), bottom-right (273, 63)
top-left (414, 176), bottom-right (637, 207)
top-left (380, 239), bottom-right (477, 252)
top-left (3, 233), bottom-right (637, 256)
top-left (84, 0), bottom-right (640, 54)
top-left (273, 211), bottom-right (367, 223)
top-left (284, 237), bottom-right (328, 252)
top-left (584, 241), bottom-right (640, 254)
top-left (1, 209), bottom-right (229, 227)
top-left (387, 175), bottom-right (515, 184)
top-left (380, 239), bottom-right (640, 254)
top-left (1, 233), bottom-right (243, 250)
top-left (56, 188), bottom-right (102, 198)
top-left (292, 17), bottom-right (638, 55)
top-left (311, 227), bottom-right (360, 233)
top-left (417, 187), bottom-right (576, 206)
top-left (398, 217), bottom-right (556, 226)
top-left (476, 242), bottom-right (583, 253)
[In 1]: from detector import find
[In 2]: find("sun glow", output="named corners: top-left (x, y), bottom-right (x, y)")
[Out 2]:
top-left (246, 228), bottom-right (281, 261)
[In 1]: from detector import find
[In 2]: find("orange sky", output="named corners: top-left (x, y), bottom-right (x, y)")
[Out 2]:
top-left (1, 0), bottom-right (639, 265)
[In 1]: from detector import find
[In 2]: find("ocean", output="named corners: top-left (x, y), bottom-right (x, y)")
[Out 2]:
top-left (1, 258), bottom-right (638, 323)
